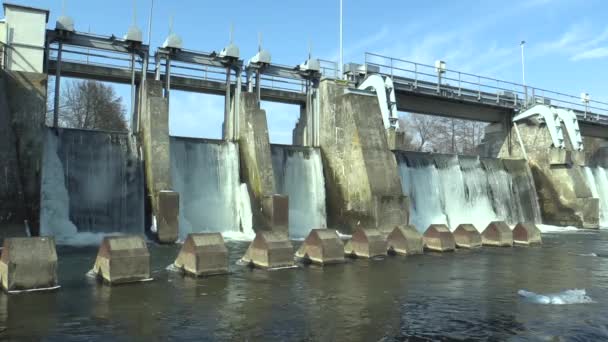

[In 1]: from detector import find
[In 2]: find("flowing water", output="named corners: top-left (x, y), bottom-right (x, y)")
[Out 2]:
top-left (3, 230), bottom-right (608, 341)
top-left (584, 166), bottom-right (608, 227)
top-left (396, 151), bottom-right (542, 232)
top-left (271, 144), bottom-right (327, 238)
top-left (40, 128), bottom-right (144, 245)
top-left (170, 137), bottom-right (254, 240)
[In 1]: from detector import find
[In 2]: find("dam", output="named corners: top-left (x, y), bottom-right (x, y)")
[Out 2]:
top-left (0, 2), bottom-right (607, 340)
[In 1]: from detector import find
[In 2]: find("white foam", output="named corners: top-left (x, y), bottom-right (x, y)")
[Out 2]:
top-left (518, 289), bottom-right (594, 305)
top-left (7, 285), bottom-right (61, 294)
top-left (537, 224), bottom-right (579, 233)
top-left (222, 230), bottom-right (255, 242)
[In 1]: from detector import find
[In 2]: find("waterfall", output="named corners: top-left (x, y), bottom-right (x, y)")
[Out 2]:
top-left (170, 137), bottom-right (253, 240)
top-left (40, 128), bottom-right (144, 245)
top-left (584, 166), bottom-right (608, 227)
top-left (395, 151), bottom-right (541, 232)
top-left (271, 145), bottom-right (327, 238)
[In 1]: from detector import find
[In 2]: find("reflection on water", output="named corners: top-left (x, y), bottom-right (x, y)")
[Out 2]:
top-left (2, 232), bottom-right (608, 340)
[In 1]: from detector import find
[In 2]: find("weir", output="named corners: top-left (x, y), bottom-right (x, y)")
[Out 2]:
top-left (40, 128), bottom-right (144, 242)
top-left (396, 151), bottom-right (541, 231)
top-left (270, 144), bottom-right (327, 238)
top-left (170, 137), bottom-right (253, 239)
top-left (583, 166), bottom-right (608, 227)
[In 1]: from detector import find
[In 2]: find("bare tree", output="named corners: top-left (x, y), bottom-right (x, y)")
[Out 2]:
top-left (60, 80), bottom-right (128, 132)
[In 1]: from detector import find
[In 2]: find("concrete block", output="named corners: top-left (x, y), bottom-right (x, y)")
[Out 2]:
top-left (385, 225), bottom-right (423, 255)
top-left (0, 237), bottom-right (58, 292)
top-left (423, 224), bottom-right (455, 252)
top-left (512, 223), bottom-right (542, 245)
top-left (453, 224), bottom-right (482, 248)
top-left (93, 235), bottom-right (151, 285)
top-left (549, 148), bottom-right (570, 166)
top-left (241, 231), bottom-right (294, 268)
top-left (174, 233), bottom-right (228, 276)
top-left (295, 229), bottom-right (345, 265)
top-left (482, 221), bottom-right (513, 247)
top-left (344, 228), bottom-right (387, 258)
top-left (157, 190), bottom-right (179, 243)
top-left (262, 194), bottom-right (289, 232)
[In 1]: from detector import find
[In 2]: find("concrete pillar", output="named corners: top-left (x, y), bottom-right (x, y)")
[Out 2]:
top-left (385, 225), bottom-right (423, 256)
top-left (92, 235), bottom-right (151, 285)
top-left (173, 233), bottom-right (229, 276)
top-left (236, 92), bottom-right (281, 231)
top-left (423, 224), bottom-right (455, 252)
top-left (1, 71), bottom-right (47, 236)
top-left (0, 237), bottom-right (58, 292)
top-left (513, 222), bottom-right (542, 245)
top-left (317, 80), bottom-right (408, 233)
top-left (481, 221), bottom-right (513, 247)
top-left (343, 228), bottom-right (387, 258)
top-left (240, 231), bottom-right (294, 269)
top-left (453, 224), bottom-right (482, 248)
top-left (139, 80), bottom-right (178, 242)
top-left (295, 229), bottom-right (345, 265)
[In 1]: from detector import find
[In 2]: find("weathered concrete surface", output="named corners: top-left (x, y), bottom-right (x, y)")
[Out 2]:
top-left (513, 222), bottom-right (542, 245)
top-left (384, 225), bottom-right (423, 256)
top-left (453, 224), bottom-right (482, 248)
top-left (93, 235), bottom-right (151, 284)
top-left (0, 237), bottom-right (58, 292)
top-left (423, 224), bottom-right (455, 252)
top-left (262, 195), bottom-right (289, 233)
top-left (480, 118), bottom-right (599, 228)
top-left (241, 231), bottom-right (294, 268)
top-left (174, 233), bottom-right (228, 276)
top-left (237, 93), bottom-right (279, 231)
top-left (157, 191), bottom-right (179, 243)
top-left (482, 221), bottom-right (514, 247)
top-left (344, 228), bottom-right (387, 258)
top-left (0, 71), bottom-right (47, 236)
top-left (139, 80), bottom-right (177, 242)
top-left (318, 80), bottom-right (408, 233)
top-left (295, 229), bottom-right (345, 265)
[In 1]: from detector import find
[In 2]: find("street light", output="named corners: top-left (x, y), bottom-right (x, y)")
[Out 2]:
top-left (520, 40), bottom-right (527, 106)
top-left (339, 0), bottom-right (343, 79)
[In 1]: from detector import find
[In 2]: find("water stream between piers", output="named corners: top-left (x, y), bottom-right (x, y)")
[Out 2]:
top-left (3, 231), bottom-right (608, 341)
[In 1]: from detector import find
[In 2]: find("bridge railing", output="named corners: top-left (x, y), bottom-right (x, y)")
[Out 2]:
top-left (319, 59), bottom-right (338, 79)
top-left (364, 52), bottom-right (608, 123)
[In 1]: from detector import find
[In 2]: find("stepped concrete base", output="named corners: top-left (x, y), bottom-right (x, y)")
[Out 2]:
top-left (344, 228), bottom-right (387, 258)
top-left (512, 223), bottom-right (542, 245)
top-left (262, 194), bottom-right (289, 232)
top-left (241, 231), bottom-right (294, 268)
top-left (157, 190), bottom-right (179, 243)
top-left (482, 221), bottom-right (513, 247)
top-left (453, 224), bottom-right (482, 248)
top-left (423, 225), bottom-right (455, 252)
top-left (174, 233), bottom-right (228, 276)
top-left (295, 229), bottom-right (345, 265)
top-left (93, 235), bottom-right (151, 285)
top-left (0, 237), bottom-right (58, 292)
top-left (385, 225), bottom-right (423, 256)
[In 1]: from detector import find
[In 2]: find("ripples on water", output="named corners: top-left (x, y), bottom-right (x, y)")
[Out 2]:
top-left (2, 231), bottom-right (608, 341)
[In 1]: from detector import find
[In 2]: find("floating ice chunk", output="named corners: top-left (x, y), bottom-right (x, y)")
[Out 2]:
top-left (518, 289), bottom-right (594, 305)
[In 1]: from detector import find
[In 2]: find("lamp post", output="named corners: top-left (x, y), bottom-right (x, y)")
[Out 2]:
top-left (339, 0), bottom-right (343, 79)
top-left (520, 40), bottom-right (527, 106)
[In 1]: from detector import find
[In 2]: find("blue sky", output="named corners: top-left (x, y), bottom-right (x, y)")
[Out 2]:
top-left (9, 0), bottom-right (608, 142)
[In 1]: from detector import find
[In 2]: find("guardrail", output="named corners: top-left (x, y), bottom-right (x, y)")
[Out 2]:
top-left (364, 52), bottom-right (608, 123)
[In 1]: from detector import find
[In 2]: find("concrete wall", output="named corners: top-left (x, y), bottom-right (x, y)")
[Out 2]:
top-left (139, 80), bottom-right (171, 217)
top-left (3, 5), bottom-right (47, 73)
top-left (480, 118), bottom-right (599, 228)
top-left (237, 92), bottom-right (277, 230)
top-left (1, 71), bottom-right (46, 235)
top-left (318, 80), bottom-right (408, 233)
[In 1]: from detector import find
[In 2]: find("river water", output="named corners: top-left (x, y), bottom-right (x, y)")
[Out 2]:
top-left (3, 230), bottom-right (608, 341)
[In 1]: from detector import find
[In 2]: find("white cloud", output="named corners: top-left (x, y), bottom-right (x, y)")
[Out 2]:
top-left (571, 47), bottom-right (608, 61)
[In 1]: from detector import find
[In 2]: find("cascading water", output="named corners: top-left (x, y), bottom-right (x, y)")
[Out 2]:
top-left (40, 128), bottom-right (144, 245)
top-left (170, 137), bottom-right (253, 240)
top-left (271, 144), bottom-right (327, 238)
top-left (395, 151), bottom-right (542, 232)
top-left (583, 166), bottom-right (608, 227)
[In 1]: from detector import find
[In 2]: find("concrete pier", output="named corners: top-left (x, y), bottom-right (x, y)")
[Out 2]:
top-left (344, 228), bottom-right (387, 258)
top-left (174, 233), bottom-right (228, 276)
top-left (295, 229), bottom-right (345, 265)
top-left (241, 231), bottom-right (294, 268)
top-left (139, 80), bottom-right (178, 242)
top-left (0, 237), bottom-right (58, 292)
top-left (423, 224), bottom-right (455, 252)
top-left (317, 80), bottom-right (408, 233)
top-left (92, 235), bottom-right (151, 284)
top-left (512, 223), bottom-right (542, 245)
top-left (453, 224), bottom-right (482, 248)
top-left (385, 225), bottom-right (423, 256)
top-left (481, 221), bottom-right (514, 247)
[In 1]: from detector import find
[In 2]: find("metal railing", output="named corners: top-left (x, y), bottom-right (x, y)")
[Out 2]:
top-left (319, 59), bottom-right (338, 79)
top-left (364, 52), bottom-right (608, 123)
